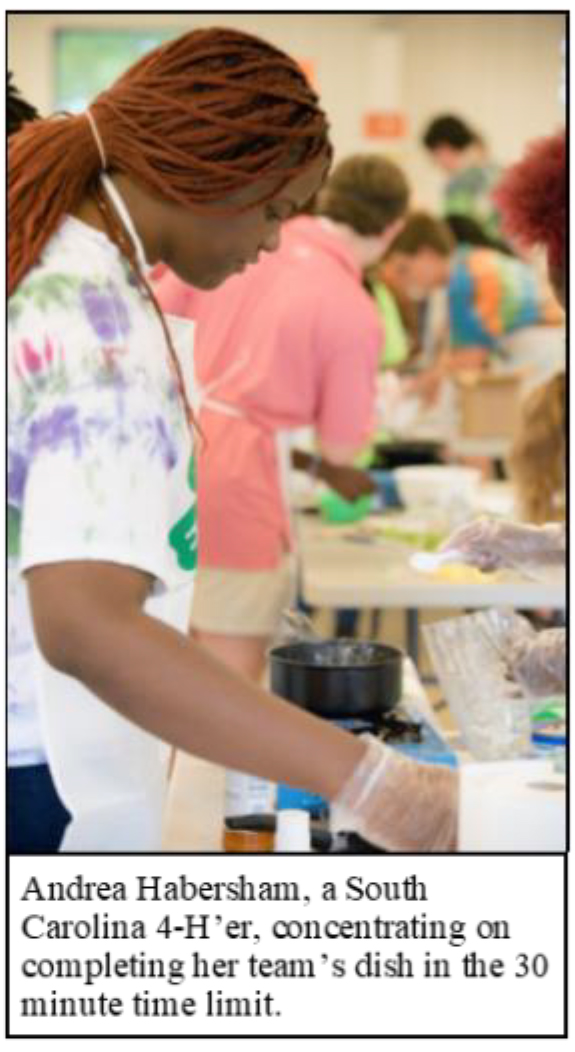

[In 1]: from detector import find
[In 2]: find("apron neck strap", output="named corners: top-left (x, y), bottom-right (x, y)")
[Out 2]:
top-left (100, 173), bottom-right (151, 276)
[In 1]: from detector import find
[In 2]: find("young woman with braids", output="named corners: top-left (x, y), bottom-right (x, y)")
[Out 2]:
top-left (8, 27), bottom-right (456, 853)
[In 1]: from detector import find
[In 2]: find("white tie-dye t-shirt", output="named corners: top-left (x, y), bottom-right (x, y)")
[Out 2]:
top-left (8, 217), bottom-right (197, 765)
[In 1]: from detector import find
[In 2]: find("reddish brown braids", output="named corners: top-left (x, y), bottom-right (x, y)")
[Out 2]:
top-left (8, 27), bottom-right (331, 427)
top-left (9, 27), bottom-right (330, 296)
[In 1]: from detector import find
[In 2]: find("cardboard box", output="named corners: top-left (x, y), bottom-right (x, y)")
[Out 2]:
top-left (455, 372), bottom-right (524, 440)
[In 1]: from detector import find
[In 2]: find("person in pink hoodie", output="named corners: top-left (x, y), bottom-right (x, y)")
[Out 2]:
top-left (156, 154), bottom-right (409, 680)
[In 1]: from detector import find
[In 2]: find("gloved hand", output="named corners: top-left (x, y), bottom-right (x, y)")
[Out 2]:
top-left (331, 735), bottom-right (458, 852)
top-left (440, 518), bottom-right (565, 573)
top-left (509, 628), bottom-right (566, 697)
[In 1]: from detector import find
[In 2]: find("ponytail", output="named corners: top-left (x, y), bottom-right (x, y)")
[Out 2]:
top-left (9, 113), bottom-right (102, 295)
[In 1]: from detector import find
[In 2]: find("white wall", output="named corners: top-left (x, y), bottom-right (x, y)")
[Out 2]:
top-left (390, 12), bottom-right (566, 207)
top-left (7, 11), bottom-right (565, 209)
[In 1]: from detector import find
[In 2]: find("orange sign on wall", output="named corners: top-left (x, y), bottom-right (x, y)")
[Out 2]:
top-left (297, 59), bottom-right (316, 88)
top-left (363, 111), bottom-right (407, 140)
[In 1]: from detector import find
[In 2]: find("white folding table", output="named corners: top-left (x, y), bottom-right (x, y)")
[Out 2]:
top-left (297, 513), bottom-right (565, 664)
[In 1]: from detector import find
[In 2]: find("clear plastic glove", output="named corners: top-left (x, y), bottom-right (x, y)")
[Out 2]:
top-left (509, 628), bottom-right (566, 698)
top-left (331, 735), bottom-right (458, 852)
top-left (440, 518), bottom-right (565, 573)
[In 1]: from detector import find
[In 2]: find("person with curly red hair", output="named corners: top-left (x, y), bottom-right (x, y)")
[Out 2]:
top-left (494, 129), bottom-right (566, 307)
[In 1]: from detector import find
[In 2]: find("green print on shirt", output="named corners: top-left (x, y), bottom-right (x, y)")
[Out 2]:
top-left (168, 456), bottom-right (198, 571)
top-left (8, 273), bottom-right (81, 324)
top-left (8, 505), bottom-right (21, 558)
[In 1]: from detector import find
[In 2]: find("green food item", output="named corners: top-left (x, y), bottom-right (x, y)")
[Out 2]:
top-left (375, 522), bottom-right (444, 551)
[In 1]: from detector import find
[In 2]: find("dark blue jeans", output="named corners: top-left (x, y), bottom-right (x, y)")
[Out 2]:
top-left (8, 764), bottom-right (71, 853)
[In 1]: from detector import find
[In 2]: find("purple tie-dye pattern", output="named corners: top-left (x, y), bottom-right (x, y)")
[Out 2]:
top-left (150, 415), bottom-right (178, 470)
top-left (81, 281), bottom-right (131, 342)
top-left (21, 403), bottom-right (179, 484)
top-left (8, 220), bottom-right (195, 770)
top-left (28, 405), bottom-right (83, 459)
top-left (8, 450), bottom-right (28, 504)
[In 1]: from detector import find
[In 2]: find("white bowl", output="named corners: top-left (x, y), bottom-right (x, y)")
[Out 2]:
top-left (394, 465), bottom-right (481, 509)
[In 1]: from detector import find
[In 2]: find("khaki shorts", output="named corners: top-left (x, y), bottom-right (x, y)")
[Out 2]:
top-left (191, 556), bottom-right (297, 637)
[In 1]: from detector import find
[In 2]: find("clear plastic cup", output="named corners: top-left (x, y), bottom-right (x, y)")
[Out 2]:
top-left (424, 611), bottom-right (534, 761)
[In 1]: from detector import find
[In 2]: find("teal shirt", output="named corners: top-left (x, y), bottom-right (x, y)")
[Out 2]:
top-left (443, 162), bottom-right (504, 241)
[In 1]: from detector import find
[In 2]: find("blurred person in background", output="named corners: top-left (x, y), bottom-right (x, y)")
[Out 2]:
top-left (441, 129), bottom-right (566, 699)
top-left (373, 211), bottom-right (454, 394)
top-left (156, 154), bottom-right (409, 681)
top-left (445, 212), bottom-right (514, 256)
top-left (375, 211), bottom-right (563, 385)
top-left (7, 71), bottom-right (39, 135)
top-left (422, 113), bottom-right (507, 246)
top-left (508, 370), bottom-right (566, 526)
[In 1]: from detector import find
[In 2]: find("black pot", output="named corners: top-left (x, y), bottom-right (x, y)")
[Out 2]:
top-left (269, 639), bottom-right (403, 721)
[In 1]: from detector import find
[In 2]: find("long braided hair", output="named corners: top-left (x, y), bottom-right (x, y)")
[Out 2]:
top-left (8, 27), bottom-right (331, 425)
